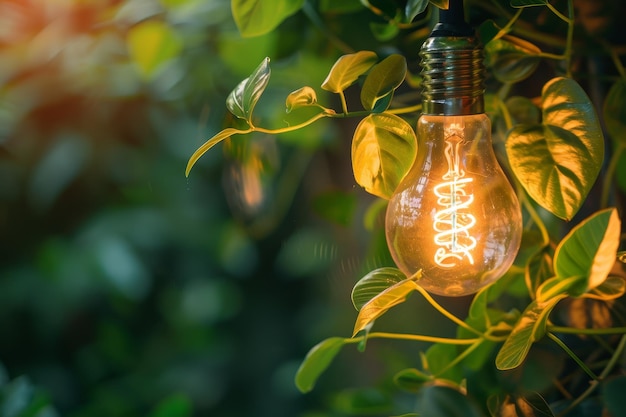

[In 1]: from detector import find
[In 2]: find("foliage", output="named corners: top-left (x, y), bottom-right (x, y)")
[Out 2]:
top-left (184, 0), bottom-right (626, 416)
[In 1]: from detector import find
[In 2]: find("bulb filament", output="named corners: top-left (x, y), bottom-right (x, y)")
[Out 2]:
top-left (433, 125), bottom-right (477, 268)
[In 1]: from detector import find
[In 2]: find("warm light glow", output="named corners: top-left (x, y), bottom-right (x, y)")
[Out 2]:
top-left (433, 122), bottom-right (477, 268)
top-left (385, 114), bottom-right (522, 296)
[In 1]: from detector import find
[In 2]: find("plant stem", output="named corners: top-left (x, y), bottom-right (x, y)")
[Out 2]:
top-left (556, 335), bottom-right (626, 417)
top-left (365, 332), bottom-right (480, 345)
top-left (412, 284), bottom-right (484, 337)
top-left (494, 8), bottom-right (523, 40)
top-left (434, 339), bottom-right (485, 377)
top-left (547, 332), bottom-right (599, 380)
top-left (548, 325), bottom-right (626, 336)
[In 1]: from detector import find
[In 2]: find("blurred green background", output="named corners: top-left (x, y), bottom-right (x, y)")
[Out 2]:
top-left (0, 0), bottom-right (419, 416)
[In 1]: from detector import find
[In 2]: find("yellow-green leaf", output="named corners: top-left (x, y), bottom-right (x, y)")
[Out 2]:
top-left (352, 113), bottom-right (417, 199)
top-left (351, 267), bottom-right (407, 310)
top-left (295, 337), bottom-right (347, 393)
top-left (360, 54), bottom-right (407, 111)
top-left (226, 57), bottom-right (271, 123)
top-left (553, 208), bottom-right (621, 292)
top-left (506, 77), bottom-right (604, 220)
top-left (232, 0), bottom-right (304, 37)
top-left (321, 51), bottom-right (378, 94)
top-left (352, 270), bottom-right (420, 337)
top-left (127, 20), bottom-right (182, 80)
top-left (285, 86), bottom-right (317, 113)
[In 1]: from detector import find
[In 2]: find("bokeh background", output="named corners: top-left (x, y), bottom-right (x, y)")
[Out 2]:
top-left (0, 0), bottom-right (429, 416)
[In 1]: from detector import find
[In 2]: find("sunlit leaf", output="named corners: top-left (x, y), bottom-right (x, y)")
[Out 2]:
top-left (226, 57), bottom-right (271, 123)
top-left (393, 368), bottom-right (432, 392)
top-left (352, 270), bottom-right (421, 336)
top-left (404, 0), bottom-right (429, 23)
top-left (553, 208), bottom-right (620, 292)
top-left (232, 0), bottom-right (304, 37)
top-left (351, 266), bottom-right (407, 310)
top-left (603, 80), bottom-right (626, 145)
top-left (286, 86), bottom-right (318, 113)
top-left (186, 128), bottom-right (248, 176)
top-left (352, 113), bottom-right (417, 199)
top-left (506, 77), bottom-right (604, 220)
top-left (525, 249), bottom-right (553, 298)
top-left (484, 35), bottom-right (541, 83)
top-left (487, 392), bottom-right (555, 417)
top-left (535, 275), bottom-right (585, 303)
top-left (495, 295), bottom-right (566, 370)
top-left (360, 54), bottom-right (407, 111)
top-left (510, 0), bottom-right (548, 6)
top-left (321, 51), bottom-right (378, 94)
top-left (428, 0), bottom-right (449, 9)
top-left (127, 20), bottom-right (183, 80)
top-left (295, 337), bottom-right (347, 393)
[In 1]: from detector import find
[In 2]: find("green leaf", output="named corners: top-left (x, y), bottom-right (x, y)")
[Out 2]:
top-left (510, 0), bottom-right (548, 7)
top-left (370, 21), bottom-right (400, 41)
top-left (525, 248), bottom-right (553, 298)
top-left (232, 0), bottom-right (304, 37)
top-left (487, 392), bottom-right (555, 417)
top-left (186, 128), bottom-right (247, 176)
top-left (321, 51), bottom-right (378, 94)
top-left (226, 57), bottom-right (271, 123)
top-left (360, 54), bottom-right (407, 111)
top-left (602, 376), bottom-right (626, 417)
top-left (351, 266), bottom-right (407, 310)
top-left (352, 270), bottom-right (421, 337)
top-left (393, 368), bottom-right (432, 392)
top-left (603, 80), bottom-right (626, 145)
top-left (415, 386), bottom-right (483, 417)
top-left (553, 208), bottom-right (620, 292)
top-left (127, 20), bottom-right (182, 80)
top-left (295, 337), bottom-right (347, 393)
top-left (535, 275), bottom-right (585, 303)
top-left (404, 0), bottom-right (429, 23)
top-left (506, 96), bottom-right (541, 125)
top-left (150, 394), bottom-right (192, 417)
top-left (286, 86), bottom-right (318, 113)
top-left (506, 77), bottom-right (605, 220)
top-left (582, 275), bottom-right (626, 300)
top-left (424, 343), bottom-right (464, 382)
top-left (495, 295), bottom-right (566, 370)
top-left (484, 35), bottom-right (541, 83)
top-left (352, 113), bottom-right (417, 199)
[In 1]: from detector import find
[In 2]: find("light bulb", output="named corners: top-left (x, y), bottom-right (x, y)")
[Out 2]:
top-left (385, 6), bottom-right (523, 296)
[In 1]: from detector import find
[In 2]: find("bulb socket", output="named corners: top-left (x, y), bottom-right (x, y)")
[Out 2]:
top-left (420, 35), bottom-right (485, 115)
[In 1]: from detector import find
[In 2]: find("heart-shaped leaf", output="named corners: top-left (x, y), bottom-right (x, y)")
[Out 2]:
top-left (226, 57), bottom-right (271, 123)
top-left (352, 113), bottom-right (417, 199)
top-left (484, 35), bottom-right (541, 83)
top-left (295, 337), bottom-right (347, 393)
top-left (321, 51), bottom-right (378, 94)
top-left (553, 208), bottom-right (620, 292)
top-left (352, 269), bottom-right (421, 336)
top-left (286, 86), bottom-right (318, 113)
top-left (351, 267), bottom-right (407, 310)
top-left (506, 77), bottom-right (604, 220)
top-left (232, 0), bottom-right (304, 37)
top-left (360, 54), bottom-right (407, 111)
top-left (495, 295), bottom-right (566, 370)
top-left (186, 128), bottom-right (248, 176)
top-left (603, 79), bottom-right (626, 145)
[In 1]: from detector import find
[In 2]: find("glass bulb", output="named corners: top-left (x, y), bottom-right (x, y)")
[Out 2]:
top-left (385, 114), bottom-right (522, 296)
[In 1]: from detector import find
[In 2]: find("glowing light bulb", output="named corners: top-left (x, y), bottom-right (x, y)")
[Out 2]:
top-left (385, 5), bottom-right (522, 296)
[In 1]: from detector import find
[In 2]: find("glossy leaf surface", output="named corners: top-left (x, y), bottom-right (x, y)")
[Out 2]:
top-left (404, 0), bottom-right (429, 23)
top-left (553, 208), bottom-right (620, 292)
top-left (295, 337), bottom-right (347, 393)
top-left (351, 266), bottom-right (407, 310)
top-left (360, 54), bottom-right (407, 111)
top-left (485, 35), bottom-right (541, 83)
top-left (232, 0), bottom-right (304, 37)
top-left (352, 269), bottom-right (420, 336)
top-left (226, 57), bottom-right (271, 123)
top-left (321, 51), bottom-right (378, 94)
top-left (286, 86), bottom-right (318, 113)
top-left (506, 77), bottom-right (604, 220)
top-left (352, 113), bottom-right (417, 199)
